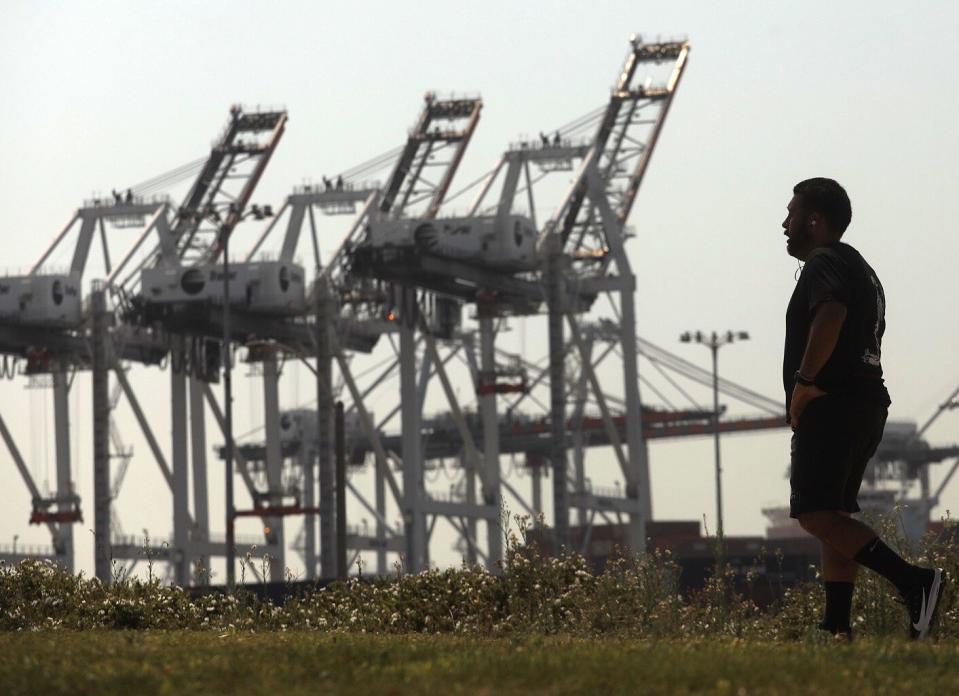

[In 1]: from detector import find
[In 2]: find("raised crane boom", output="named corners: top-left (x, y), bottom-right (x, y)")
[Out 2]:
top-left (318, 94), bottom-right (482, 344)
top-left (116, 106), bottom-right (287, 296)
top-left (379, 93), bottom-right (482, 219)
top-left (552, 37), bottom-right (689, 254)
top-left (325, 93), bottom-right (482, 289)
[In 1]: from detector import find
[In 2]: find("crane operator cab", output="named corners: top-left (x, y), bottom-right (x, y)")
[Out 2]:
top-left (140, 260), bottom-right (307, 315)
top-left (365, 214), bottom-right (538, 273)
top-left (0, 273), bottom-right (83, 327)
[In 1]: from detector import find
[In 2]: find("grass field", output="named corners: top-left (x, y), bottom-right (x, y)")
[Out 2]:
top-left (2, 632), bottom-right (958, 695)
top-left (3, 519), bottom-right (956, 694)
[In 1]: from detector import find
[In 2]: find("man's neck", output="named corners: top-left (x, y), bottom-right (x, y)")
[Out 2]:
top-left (801, 239), bottom-right (840, 261)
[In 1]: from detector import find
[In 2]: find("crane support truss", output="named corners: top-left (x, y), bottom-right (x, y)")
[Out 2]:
top-left (1, 194), bottom-right (176, 571)
top-left (388, 37), bottom-right (693, 553)
top-left (101, 93), bottom-right (485, 581)
top-left (118, 106), bottom-right (288, 292)
top-left (0, 106), bottom-right (289, 580)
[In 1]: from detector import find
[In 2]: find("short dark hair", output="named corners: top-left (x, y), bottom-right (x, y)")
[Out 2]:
top-left (793, 177), bottom-right (852, 236)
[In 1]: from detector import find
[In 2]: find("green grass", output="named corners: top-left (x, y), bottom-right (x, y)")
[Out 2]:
top-left (2, 632), bottom-right (958, 695)
top-left (3, 515), bottom-right (957, 693)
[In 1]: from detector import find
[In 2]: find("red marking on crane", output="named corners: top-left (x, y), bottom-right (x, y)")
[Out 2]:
top-left (233, 505), bottom-right (324, 518)
top-left (30, 509), bottom-right (83, 525)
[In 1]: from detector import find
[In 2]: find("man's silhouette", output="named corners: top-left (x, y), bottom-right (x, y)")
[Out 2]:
top-left (782, 177), bottom-right (944, 640)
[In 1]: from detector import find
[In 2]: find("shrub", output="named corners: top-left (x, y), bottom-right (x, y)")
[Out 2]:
top-left (1, 513), bottom-right (955, 639)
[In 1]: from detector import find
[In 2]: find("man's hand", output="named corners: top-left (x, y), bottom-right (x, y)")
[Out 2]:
top-left (788, 382), bottom-right (827, 429)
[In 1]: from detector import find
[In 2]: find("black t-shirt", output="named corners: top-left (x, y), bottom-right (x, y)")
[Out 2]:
top-left (783, 241), bottom-right (891, 410)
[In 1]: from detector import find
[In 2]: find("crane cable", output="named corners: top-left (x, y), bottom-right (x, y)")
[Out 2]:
top-left (124, 156), bottom-right (209, 197)
top-left (336, 145), bottom-right (405, 183)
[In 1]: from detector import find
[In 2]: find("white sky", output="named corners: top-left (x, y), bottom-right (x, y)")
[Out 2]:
top-left (1, 1), bottom-right (958, 579)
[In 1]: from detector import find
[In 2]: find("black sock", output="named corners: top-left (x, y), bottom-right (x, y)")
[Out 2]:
top-left (853, 537), bottom-right (927, 594)
top-left (822, 581), bottom-right (854, 632)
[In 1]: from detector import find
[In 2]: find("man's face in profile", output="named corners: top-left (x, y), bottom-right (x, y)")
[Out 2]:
top-left (782, 195), bottom-right (813, 260)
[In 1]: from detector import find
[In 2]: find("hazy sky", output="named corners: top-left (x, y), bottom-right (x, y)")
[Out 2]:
top-left (1, 1), bottom-right (958, 578)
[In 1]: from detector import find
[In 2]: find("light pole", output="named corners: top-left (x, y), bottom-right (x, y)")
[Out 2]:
top-left (679, 330), bottom-right (749, 541)
top-left (218, 203), bottom-right (272, 588)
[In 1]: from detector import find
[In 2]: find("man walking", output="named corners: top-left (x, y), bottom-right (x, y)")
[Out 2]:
top-left (782, 177), bottom-right (944, 640)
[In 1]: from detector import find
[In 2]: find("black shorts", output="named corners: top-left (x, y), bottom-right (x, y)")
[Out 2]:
top-left (789, 393), bottom-right (888, 518)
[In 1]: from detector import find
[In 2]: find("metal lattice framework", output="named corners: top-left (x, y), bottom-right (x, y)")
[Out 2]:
top-left (0, 194), bottom-right (175, 572)
top-left (215, 94), bottom-right (483, 578)
top-left (0, 106), bottom-right (288, 580)
top-left (333, 38), bottom-right (700, 563)
top-left (116, 106), bottom-right (287, 292)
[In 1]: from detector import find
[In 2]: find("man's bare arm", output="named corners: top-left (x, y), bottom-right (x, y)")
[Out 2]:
top-left (798, 301), bottom-right (848, 380)
top-left (788, 301), bottom-right (847, 427)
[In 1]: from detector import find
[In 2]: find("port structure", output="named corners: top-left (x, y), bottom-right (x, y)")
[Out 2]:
top-left (326, 36), bottom-right (959, 571)
top-left (0, 106), bottom-right (290, 581)
top-left (877, 382), bottom-right (959, 519)
top-left (227, 37), bottom-right (798, 577)
top-left (1, 93), bottom-right (485, 584)
top-left (0, 192), bottom-right (174, 571)
top-left (7, 36), bottom-right (956, 582)
top-left (106, 104), bottom-right (304, 585)
top-left (228, 92), bottom-right (485, 579)
top-left (341, 37), bottom-right (706, 561)
top-left (6, 39), bottom-right (781, 581)
top-left (103, 105), bottom-right (290, 586)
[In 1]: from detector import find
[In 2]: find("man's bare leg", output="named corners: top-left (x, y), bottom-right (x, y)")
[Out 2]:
top-left (798, 508), bottom-right (943, 639)
top-left (814, 512), bottom-right (858, 637)
top-left (798, 508), bottom-right (932, 595)
top-left (797, 510), bottom-right (876, 559)
top-left (819, 512), bottom-right (859, 582)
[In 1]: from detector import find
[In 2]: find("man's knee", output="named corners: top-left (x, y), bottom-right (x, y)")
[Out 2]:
top-left (798, 511), bottom-right (836, 537)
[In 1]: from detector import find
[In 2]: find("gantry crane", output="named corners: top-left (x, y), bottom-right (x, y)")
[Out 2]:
top-left (345, 36), bottom-right (697, 558)
top-left (223, 93), bottom-right (484, 578)
top-left (0, 193), bottom-right (171, 571)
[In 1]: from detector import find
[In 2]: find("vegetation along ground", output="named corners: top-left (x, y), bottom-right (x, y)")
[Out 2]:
top-left (1, 515), bottom-right (956, 694)
top-left (4, 632), bottom-right (959, 695)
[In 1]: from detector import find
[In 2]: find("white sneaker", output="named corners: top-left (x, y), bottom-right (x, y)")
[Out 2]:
top-left (904, 568), bottom-right (944, 640)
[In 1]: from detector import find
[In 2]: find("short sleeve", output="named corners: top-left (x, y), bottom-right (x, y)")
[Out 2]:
top-left (800, 249), bottom-right (850, 313)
